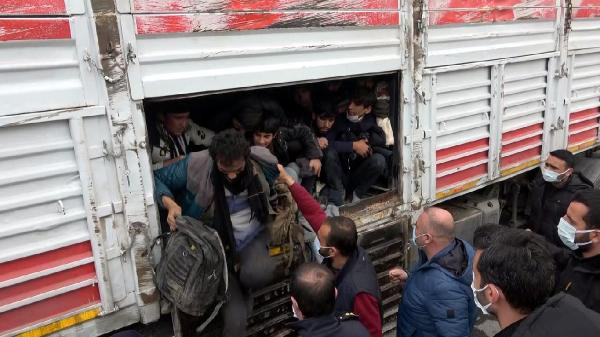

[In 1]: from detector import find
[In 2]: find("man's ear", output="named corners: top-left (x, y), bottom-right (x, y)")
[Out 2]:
top-left (487, 284), bottom-right (501, 303)
top-left (291, 296), bottom-right (303, 320)
top-left (365, 106), bottom-right (372, 114)
top-left (334, 288), bottom-right (338, 299)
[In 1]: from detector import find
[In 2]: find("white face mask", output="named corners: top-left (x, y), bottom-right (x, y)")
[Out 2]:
top-left (346, 113), bottom-right (364, 123)
top-left (471, 273), bottom-right (492, 315)
top-left (541, 166), bottom-right (568, 183)
top-left (557, 217), bottom-right (595, 250)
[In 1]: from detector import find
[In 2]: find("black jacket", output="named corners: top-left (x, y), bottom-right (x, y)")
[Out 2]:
top-left (528, 171), bottom-right (592, 246)
top-left (272, 124), bottom-right (321, 165)
top-left (510, 293), bottom-right (600, 337)
top-left (555, 252), bottom-right (600, 313)
top-left (289, 314), bottom-right (370, 337)
top-left (325, 247), bottom-right (382, 318)
top-left (326, 114), bottom-right (386, 154)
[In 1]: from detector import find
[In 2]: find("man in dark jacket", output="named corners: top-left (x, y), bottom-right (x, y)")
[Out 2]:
top-left (323, 87), bottom-right (387, 205)
top-left (289, 262), bottom-right (370, 337)
top-left (555, 190), bottom-right (600, 313)
top-left (528, 149), bottom-right (593, 247)
top-left (391, 207), bottom-right (476, 337)
top-left (317, 216), bottom-right (382, 337)
top-left (473, 229), bottom-right (600, 337)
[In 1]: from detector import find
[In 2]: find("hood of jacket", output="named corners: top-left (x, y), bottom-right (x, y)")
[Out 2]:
top-left (417, 238), bottom-right (474, 286)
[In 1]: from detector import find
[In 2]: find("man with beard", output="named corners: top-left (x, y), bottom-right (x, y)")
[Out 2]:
top-left (555, 190), bottom-right (600, 313)
top-left (154, 129), bottom-right (280, 337)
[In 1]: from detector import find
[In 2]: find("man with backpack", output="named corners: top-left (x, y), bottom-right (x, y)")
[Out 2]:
top-left (154, 129), bottom-right (282, 336)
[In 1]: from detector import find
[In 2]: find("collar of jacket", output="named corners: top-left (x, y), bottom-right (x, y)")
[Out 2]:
top-left (570, 252), bottom-right (600, 275)
top-left (288, 314), bottom-right (340, 334)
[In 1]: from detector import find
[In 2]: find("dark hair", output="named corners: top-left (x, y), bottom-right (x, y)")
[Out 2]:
top-left (473, 223), bottom-right (505, 250)
top-left (324, 216), bottom-right (358, 257)
top-left (478, 230), bottom-right (555, 314)
top-left (255, 116), bottom-right (281, 134)
top-left (313, 99), bottom-right (336, 118)
top-left (152, 100), bottom-right (190, 115)
top-left (233, 96), bottom-right (285, 133)
top-left (549, 149), bottom-right (575, 169)
top-left (571, 190), bottom-right (600, 230)
top-left (209, 129), bottom-right (250, 164)
top-left (291, 262), bottom-right (336, 318)
top-left (350, 87), bottom-right (376, 109)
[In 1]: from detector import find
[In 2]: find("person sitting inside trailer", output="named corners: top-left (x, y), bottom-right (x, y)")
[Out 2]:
top-left (148, 100), bottom-right (215, 170)
top-left (153, 129), bottom-right (282, 337)
top-left (322, 87), bottom-right (387, 205)
top-left (250, 98), bottom-right (323, 194)
top-left (527, 149), bottom-right (593, 247)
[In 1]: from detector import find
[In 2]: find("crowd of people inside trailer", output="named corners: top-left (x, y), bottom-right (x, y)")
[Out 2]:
top-left (146, 75), bottom-right (600, 337)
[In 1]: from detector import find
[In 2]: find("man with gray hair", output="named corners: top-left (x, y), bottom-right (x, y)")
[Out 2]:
top-left (389, 207), bottom-right (476, 337)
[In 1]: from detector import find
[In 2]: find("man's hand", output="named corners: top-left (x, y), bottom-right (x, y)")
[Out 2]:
top-left (162, 196), bottom-right (182, 231)
top-left (309, 158), bottom-right (322, 176)
top-left (277, 164), bottom-right (295, 186)
top-left (318, 137), bottom-right (328, 150)
top-left (389, 267), bottom-right (409, 284)
top-left (352, 139), bottom-right (370, 158)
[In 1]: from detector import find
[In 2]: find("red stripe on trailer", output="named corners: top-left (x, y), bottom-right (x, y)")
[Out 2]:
top-left (569, 128), bottom-right (599, 144)
top-left (569, 118), bottom-right (600, 133)
top-left (0, 286), bottom-right (100, 335)
top-left (437, 151), bottom-right (488, 173)
top-left (0, 0), bottom-right (66, 15)
top-left (436, 138), bottom-right (489, 162)
top-left (500, 146), bottom-right (541, 168)
top-left (0, 264), bottom-right (96, 307)
top-left (428, 0), bottom-right (557, 25)
top-left (0, 242), bottom-right (93, 283)
top-left (132, 0), bottom-right (399, 12)
top-left (0, 19), bottom-right (71, 41)
top-left (569, 107), bottom-right (600, 124)
top-left (502, 123), bottom-right (544, 142)
top-left (436, 163), bottom-right (487, 189)
top-left (135, 11), bottom-right (399, 34)
top-left (501, 134), bottom-right (542, 153)
top-left (574, 0), bottom-right (600, 18)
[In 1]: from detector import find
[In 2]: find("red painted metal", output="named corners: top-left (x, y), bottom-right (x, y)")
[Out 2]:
top-left (569, 108), bottom-right (600, 124)
top-left (0, 242), bottom-right (93, 283)
top-left (0, 286), bottom-right (100, 334)
top-left (436, 151), bottom-right (488, 173)
top-left (0, 0), bottom-right (66, 15)
top-left (132, 0), bottom-right (399, 12)
top-left (569, 128), bottom-right (599, 144)
top-left (569, 118), bottom-right (600, 133)
top-left (436, 138), bottom-right (489, 161)
top-left (0, 18), bottom-right (71, 41)
top-left (574, 0), bottom-right (600, 18)
top-left (135, 11), bottom-right (399, 34)
top-left (428, 0), bottom-right (557, 25)
top-left (501, 134), bottom-right (542, 153)
top-left (501, 123), bottom-right (544, 142)
top-left (500, 146), bottom-right (541, 168)
top-left (0, 264), bottom-right (96, 307)
top-left (437, 163), bottom-right (487, 189)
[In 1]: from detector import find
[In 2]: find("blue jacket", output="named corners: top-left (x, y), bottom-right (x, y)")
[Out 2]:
top-left (397, 239), bottom-right (476, 337)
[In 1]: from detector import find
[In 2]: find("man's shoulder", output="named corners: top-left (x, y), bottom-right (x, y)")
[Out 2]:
top-left (338, 314), bottom-right (370, 337)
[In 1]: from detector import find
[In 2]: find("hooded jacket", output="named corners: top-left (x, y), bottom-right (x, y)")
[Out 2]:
top-left (555, 252), bottom-right (600, 313)
top-left (510, 293), bottom-right (600, 337)
top-left (528, 171), bottom-right (593, 247)
top-left (289, 314), bottom-right (370, 337)
top-left (397, 239), bottom-right (476, 337)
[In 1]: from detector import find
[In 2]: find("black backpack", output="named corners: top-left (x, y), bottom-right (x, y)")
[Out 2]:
top-left (154, 216), bottom-right (227, 332)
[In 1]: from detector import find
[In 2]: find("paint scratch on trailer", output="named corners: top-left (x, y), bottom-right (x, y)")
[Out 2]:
top-left (0, 0), bottom-right (66, 15)
top-left (135, 11), bottom-right (399, 34)
top-left (132, 0), bottom-right (399, 12)
top-left (573, 0), bottom-right (600, 18)
top-left (0, 19), bottom-right (71, 42)
top-left (428, 0), bottom-right (557, 25)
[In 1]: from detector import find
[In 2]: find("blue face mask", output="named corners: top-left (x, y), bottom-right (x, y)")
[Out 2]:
top-left (411, 225), bottom-right (427, 248)
top-left (471, 272), bottom-right (492, 315)
top-left (541, 166), bottom-right (568, 183)
top-left (557, 217), bottom-right (596, 250)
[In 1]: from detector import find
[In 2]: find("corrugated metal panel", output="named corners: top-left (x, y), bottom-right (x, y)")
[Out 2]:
top-left (569, 0), bottom-right (600, 50)
top-left (568, 50), bottom-right (600, 152)
top-left (425, 0), bottom-right (558, 67)
top-left (120, 0), bottom-right (404, 99)
top-left (430, 67), bottom-right (492, 199)
top-left (0, 1), bottom-right (98, 116)
top-left (500, 59), bottom-right (548, 176)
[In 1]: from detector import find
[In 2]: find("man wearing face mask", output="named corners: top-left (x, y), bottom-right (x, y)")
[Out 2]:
top-left (473, 229), bottom-right (600, 337)
top-left (323, 87), bottom-right (387, 205)
top-left (316, 216), bottom-right (382, 337)
top-left (154, 129), bottom-right (280, 337)
top-left (289, 262), bottom-right (370, 337)
top-left (555, 190), bottom-right (600, 313)
top-left (527, 149), bottom-right (593, 247)
top-left (391, 207), bottom-right (476, 337)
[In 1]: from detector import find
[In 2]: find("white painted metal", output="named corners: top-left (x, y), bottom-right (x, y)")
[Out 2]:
top-left (569, 49), bottom-right (600, 113)
top-left (569, 18), bottom-right (600, 50)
